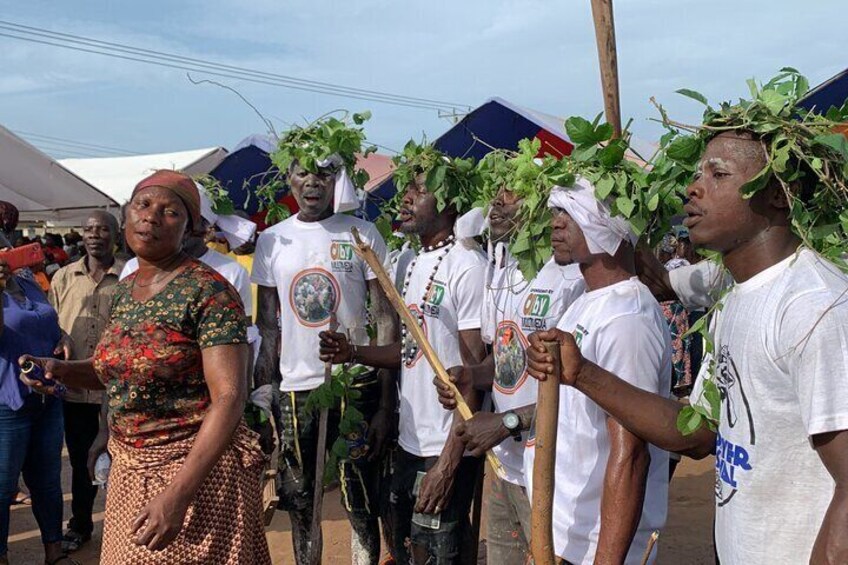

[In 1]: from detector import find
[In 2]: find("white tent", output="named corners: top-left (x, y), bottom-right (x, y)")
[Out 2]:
top-left (61, 147), bottom-right (228, 206)
top-left (0, 126), bottom-right (119, 224)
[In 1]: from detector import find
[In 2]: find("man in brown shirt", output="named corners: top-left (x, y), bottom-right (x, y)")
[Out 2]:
top-left (48, 210), bottom-right (124, 553)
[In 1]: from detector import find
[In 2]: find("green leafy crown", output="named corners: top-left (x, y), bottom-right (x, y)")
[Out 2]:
top-left (476, 138), bottom-right (576, 280)
top-left (389, 140), bottom-right (485, 216)
top-left (655, 68), bottom-right (848, 265)
top-left (194, 174), bottom-right (236, 216)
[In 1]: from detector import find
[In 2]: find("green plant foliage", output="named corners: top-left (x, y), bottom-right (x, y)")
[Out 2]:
top-left (194, 174), bottom-right (236, 215)
top-left (256, 111), bottom-right (376, 226)
top-left (564, 114), bottom-right (685, 248)
top-left (303, 363), bottom-right (370, 485)
top-left (476, 138), bottom-right (576, 281)
top-left (389, 140), bottom-right (485, 217)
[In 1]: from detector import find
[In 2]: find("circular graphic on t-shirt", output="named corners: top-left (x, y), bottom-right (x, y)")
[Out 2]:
top-left (402, 304), bottom-right (427, 368)
top-left (289, 268), bottom-right (340, 327)
top-left (493, 320), bottom-right (529, 394)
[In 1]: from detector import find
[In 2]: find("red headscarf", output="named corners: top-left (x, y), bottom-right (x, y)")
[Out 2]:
top-left (131, 170), bottom-right (201, 229)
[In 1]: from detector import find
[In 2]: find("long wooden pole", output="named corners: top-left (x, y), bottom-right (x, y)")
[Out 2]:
top-left (308, 314), bottom-right (338, 565)
top-left (350, 227), bottom-right (505, 478)
top-left (590, 0), bottom-right (622, 137)
top-left (530, 341), bottom-right (562, 565)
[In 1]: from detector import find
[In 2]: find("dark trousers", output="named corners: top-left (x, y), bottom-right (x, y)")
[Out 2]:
top-left (0, 395), bottom-right (64, 556)
top-left (62, 401), bottom-right (101, 536)
top-left (390, 449), bottom-right (481, 564)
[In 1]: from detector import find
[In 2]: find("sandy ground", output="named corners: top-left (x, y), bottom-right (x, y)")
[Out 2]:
top-left (7, 452), bottom-right (715, 563)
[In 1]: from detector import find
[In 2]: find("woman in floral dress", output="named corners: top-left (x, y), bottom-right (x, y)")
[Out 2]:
top-left (20, 170), bottom-right (270, 564)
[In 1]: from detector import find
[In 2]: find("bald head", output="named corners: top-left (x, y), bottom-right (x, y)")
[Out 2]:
top-left (0, 201), bottom-right (19, 234)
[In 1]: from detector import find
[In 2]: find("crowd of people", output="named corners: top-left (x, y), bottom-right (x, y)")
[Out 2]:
top-left (2, 72), bottom-right (847, 565)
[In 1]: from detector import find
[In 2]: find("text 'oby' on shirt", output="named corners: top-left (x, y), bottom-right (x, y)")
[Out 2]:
top-left (398, 242), bottom-right (487, 458)
top-left (690, 248), bottom-right (848, 564)
top-left (484, 254), bottom-right (584, 486)
top-left (524, 277), bottom-right (671, 565)
top-left (250, 214), bottom-right (388, 392)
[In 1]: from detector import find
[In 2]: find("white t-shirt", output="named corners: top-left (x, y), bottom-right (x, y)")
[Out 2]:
top-left (398, 242), bottom-right (487, 457)
top-left (690, 249), bottom-right (848, 564)
top-left (251, 214), bottom-right (387, 392)
top-left (120, 249), bottom-right (253, 318)
top-left (484, 255), bottom-right (584, 486)
top-left (524, 277), bottom-right (671, 565)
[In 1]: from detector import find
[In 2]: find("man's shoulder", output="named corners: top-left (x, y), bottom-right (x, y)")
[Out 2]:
top-left (50, 258), bottom-right (84, 289)
top-left (446, 240), bottom-right (486, 267)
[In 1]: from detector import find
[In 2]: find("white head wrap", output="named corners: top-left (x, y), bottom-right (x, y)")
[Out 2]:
top-left (316, 154), bottom-right (360, 214)
top-left (197, 185), bottom-right (258, 250)
top-left (547, 176), bottom-right (637, 256)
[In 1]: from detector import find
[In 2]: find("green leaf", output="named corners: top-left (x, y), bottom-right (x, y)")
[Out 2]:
top-left (812, 134), bottom-right (848, 160)
top-left (647, 192), bottom-right (660, 212)
top-left (676, 406), bottom-right (704, 436)
top-left (595, 123), bottom-right (614, 143)
top-left (739, 165), bottom-right (771, 198)
top-left (666, 136), bottom-right (703, 163)
top-left (595, 176), bottom-right (615, 200)
top-left (565, 116), bottom-right (597, 145)
top-left (676, 88), bottom-right (709, 106)
top-left (615, 196), bottom-right (636, 218)
top-left (759, 89), bottom-right (789, 115)
top-left (598, 141), bottom-right (626, 167)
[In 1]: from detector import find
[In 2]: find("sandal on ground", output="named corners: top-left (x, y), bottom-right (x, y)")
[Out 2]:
top-left (13, 492), bottom-right (31, 505)
top-left (45, 555), bottom-right (81, 565)
top-left (61, 530), bottom-right (91, 553)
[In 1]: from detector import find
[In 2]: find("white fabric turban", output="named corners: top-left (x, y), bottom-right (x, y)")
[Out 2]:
top-left (547, 176), bottom-right (637, 256)
top-left (198, 186), bottom-right (257, 250)
top-left (316, 154), bottom-right (360, 214)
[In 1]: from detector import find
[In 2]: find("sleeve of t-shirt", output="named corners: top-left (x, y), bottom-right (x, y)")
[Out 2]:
top-left (196, 277), bottom-right (249, 349)
top-left (592, 314), bottom-right (670, 396)
top-left (668, 261), bottom-right (730, 311)
top-left (452, 260), bottom-right (487, 331)
top-left (250, 231), bottom-right (276, 287)
top-left (359, 223), bottom-right (389, 281)
top-left (778, 289), bottom-right (848, 437)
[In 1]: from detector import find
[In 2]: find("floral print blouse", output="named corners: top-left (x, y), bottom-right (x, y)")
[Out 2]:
top-left (93, 260), bottom-right (247, 448)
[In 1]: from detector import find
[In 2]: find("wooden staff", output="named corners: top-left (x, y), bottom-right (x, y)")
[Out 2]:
top-left (640, 530), bottom-right (660, 565)
top-left (350, 227), bottom-right (505, 478)
top-left (530, 341), bottom-right (561, 565)
top-left (309, 313), bottom-right (338, 565)
top-left (590, 0), bottom-right (622, 137)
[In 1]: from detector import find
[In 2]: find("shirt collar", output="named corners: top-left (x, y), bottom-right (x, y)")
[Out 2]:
top-left (70, 256), bottom-right (124, 278)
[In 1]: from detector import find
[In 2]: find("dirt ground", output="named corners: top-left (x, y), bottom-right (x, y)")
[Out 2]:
top-left (7, 452), bottom-right (715, 563)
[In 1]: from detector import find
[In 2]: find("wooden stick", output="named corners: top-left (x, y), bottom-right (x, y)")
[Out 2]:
top-left (350, 227), bottom-right (505, 478)
top-left (590, 0), bottom-right (622, 137)
top-left (308, 313), bottom-right (338, 565)
top-left (640, 530), bottom-right (660, 565)
top-left (530, 341), bottom-right (561, 565)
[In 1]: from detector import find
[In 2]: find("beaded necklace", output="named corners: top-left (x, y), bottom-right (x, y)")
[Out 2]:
top-left (400, 234), bottom-right (455, 366)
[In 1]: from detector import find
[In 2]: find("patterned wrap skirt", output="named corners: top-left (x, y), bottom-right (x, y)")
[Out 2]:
top-left (101, 425), bottom-right (271, 564)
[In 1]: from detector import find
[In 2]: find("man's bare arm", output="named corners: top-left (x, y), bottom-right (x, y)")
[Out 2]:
top-left (810, 430), bottom-right (848, 564)
top-left (254, 285), bottom-right (280, 388)
top-left (595, 418), bottom-right (651, 564)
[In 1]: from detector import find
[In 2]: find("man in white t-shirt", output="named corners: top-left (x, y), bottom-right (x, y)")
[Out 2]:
top-left (528, 130), bottom-right (848, 563)
top-left (320, 157), bottom-right (488, 563)
top-left (433, 186), bottom-right (585, 564)
top-left (251, 153), bottom-right (397, 563)
top-left (519, 179), bottom-right (671, 565)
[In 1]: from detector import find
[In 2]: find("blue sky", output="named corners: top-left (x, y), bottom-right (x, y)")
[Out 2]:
top-left (1, 0), bottom-right (844, 159)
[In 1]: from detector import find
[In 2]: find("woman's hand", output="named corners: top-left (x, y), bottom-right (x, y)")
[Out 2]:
top-left (131, 488), bottom-right (190, 551)
top-left (18, 355), bottom-right (64, 396)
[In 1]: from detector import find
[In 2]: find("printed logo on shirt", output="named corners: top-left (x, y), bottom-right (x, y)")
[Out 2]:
top-left (402, 304), bottom-right (427, 368)
top-left (330, 240), bottom-right (356, 273)
top-left (521, 290), bottom-right (554, 332)
top-left (713, 344), bottom-right (756, 507)
top-left (494, 320), bottom-right (529, 394)
top-left (573, 323), bottom-right (590, 347)
top-left (289, 268), bottom-right (340, 327)
top-left (422, 282), bottom-right (446, 318)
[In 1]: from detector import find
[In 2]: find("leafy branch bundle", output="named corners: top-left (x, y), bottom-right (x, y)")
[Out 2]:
top-left (258, 111), bottom-right (376, 226)
top-left (303, 364), bottom-right (371, 485)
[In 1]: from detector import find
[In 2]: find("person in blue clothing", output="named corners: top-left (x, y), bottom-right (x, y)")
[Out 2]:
top-left (0, 225), bottom-right (74, 565)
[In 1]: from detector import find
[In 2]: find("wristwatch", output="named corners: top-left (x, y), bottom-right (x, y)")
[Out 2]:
top-left (502, 411), bottom-right (522, 442)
